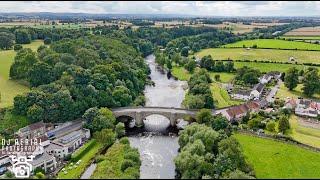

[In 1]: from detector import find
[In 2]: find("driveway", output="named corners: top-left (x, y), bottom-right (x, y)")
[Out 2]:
top-left (266, 80), bottom-right (281, 103)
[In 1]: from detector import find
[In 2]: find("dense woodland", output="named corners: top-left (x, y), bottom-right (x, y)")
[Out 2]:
top-left (10, 35), bottom-right (149, 123)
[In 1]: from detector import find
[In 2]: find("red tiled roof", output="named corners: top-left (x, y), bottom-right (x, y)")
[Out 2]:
top-left (29, 121), bottom-right (46, 131)
top-left (226, 101), bottom-right (260, 118)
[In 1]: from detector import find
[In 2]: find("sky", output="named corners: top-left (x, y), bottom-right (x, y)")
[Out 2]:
top-left (0, 1), bottom-right (320, 16)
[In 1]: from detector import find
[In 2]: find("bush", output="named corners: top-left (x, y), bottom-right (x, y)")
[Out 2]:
top-left (119, 137), bottom-right (130, 145)
top-left (44, 37), bottom-right (52, 45)
top-left (13, 44), bottom-right (23, 51)
top-left (95, 155), bottom-right (105, 163)
top-left (121, 159), bottom-right (135, 171)
top-left (266, 121), bottom-right (276, 132)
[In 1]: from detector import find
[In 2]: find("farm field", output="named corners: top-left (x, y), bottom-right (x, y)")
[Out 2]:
top-left (288, 115), bottom-right (320, 148)
top-left (222, 39), bottom-right (320, 51)
top-left (234, 61), bottom-right (318, 73)
top-left (234, 133), bottom-right (320, 178)
top-left (276, 82), bottom-right (320, 101)
top-left (0, 40), bottom-right (43, 108)
top-left (210, 83), bottom-right (243, 108)
top-left (195, 48), bottom-right (320, 64)
top-left (280, 36), bottom-right (320, 40)
top-left (284, 26), bottom-right (320, 36)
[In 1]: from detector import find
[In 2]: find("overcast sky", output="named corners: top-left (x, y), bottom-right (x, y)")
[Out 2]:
top-left (0, 1), bottom-right (319, 16)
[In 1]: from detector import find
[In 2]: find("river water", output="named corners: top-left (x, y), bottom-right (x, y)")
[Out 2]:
top-left (128, 54), bottom-right (188, 179)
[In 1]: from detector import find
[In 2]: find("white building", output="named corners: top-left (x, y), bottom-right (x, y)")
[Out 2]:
top-left (250, 83), bottom-right (265, 100)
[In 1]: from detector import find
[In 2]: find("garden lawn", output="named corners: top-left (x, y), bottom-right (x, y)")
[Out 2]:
top-left (57, 139), bottom-right (103, 179)
top-left (288, 115), bottom-right (320, 148)
top-left (222, 39), bottom-right (320, 51)
top-left (234, 133), bottom-right (320, 178)
top-left (210, 83), bottom-right (243, 108)
top-left (194, 48), bottom-right (320, 64)
top-left (276, 82), bottom-right (320, 101)
top-left (0, 40), bottom-right (43, 108)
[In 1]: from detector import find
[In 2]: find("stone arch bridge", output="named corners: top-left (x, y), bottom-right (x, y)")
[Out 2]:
top-left (112, 107), bottom-right (203, 127)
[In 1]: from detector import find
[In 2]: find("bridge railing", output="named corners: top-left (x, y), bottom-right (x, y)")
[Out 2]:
top-left (111, 106), bottom-right (201, 112)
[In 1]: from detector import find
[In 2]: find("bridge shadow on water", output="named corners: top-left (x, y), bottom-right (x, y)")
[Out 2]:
top-left (123, 115), bottom-right (183, 136)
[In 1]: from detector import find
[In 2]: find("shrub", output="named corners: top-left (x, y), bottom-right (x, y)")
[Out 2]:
top-left (13, 44), bottom-right (23, 51)
top-left (266, 121), bottom-right (276, 132)
top-left (121, 159), bottom-right (135, 171)
top-left (119, 137), bottom-right (130, 145)
top-left (44, 37), bottom-right (52, 45)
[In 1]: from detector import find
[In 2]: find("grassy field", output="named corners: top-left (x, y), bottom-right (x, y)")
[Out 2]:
top-left (234, 133), bottom-right (320, 178)
top-left (210, 83), bottom-right (243, 108)
top-left (171, 66), bottom-right (239, 108)
top-left (172, 66), bottom-right (235, 83)
top-left (223, 39), bottom-right (320, 51)
top-left (0, 109), bottom-right (29, 137)
top-left (0, 40), bottom-right (43, 108)
top-left (288, 115), bottom-right (320, 148)
top-left (276, 82), bottom-right (320, 100)
top-left (57, 139), bottom-right (103, 179)
top-left (195, 48), bottom-right (320, 64)
top-left (234, 61), bottom-right (317, 73)
top-left (281, 36), bottom-right (320, 40)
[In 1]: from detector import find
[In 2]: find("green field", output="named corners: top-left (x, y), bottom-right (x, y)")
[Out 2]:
top-left (195, 48), bottom-right (320, 64)
top-left (172, 66), bottom-right (239, 108)
top-left (281, 36), bottom-right (320, 40)
top-left (0, 40), bottom-right (43, 108)
top-left (0, 109), bottom-right (29, 137)
top-left (288, 115), bottom-right (320, 148)
top-left (276, 82), bottom-right (320, 100)
top-left (211, 83), bottom-right (243, 108)
top-left (172, 66), bottom-right (235, 83)
top-left (223, 39), bottom-right (320, 51)
top-left (57, 139), bottom-right (103, 179)
top-left (234, 133), bottom-right (320, 178)
top-left (234, 61), bottom-right (317, 73)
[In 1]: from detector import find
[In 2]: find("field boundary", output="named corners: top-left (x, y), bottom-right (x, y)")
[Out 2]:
top-left (237, 129), bottom-right (320, 152)
top-left (220, 46), bottom-right (320, 52)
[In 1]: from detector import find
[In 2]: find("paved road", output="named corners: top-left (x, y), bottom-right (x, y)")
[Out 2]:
top-left (266, 80), bottom-right (281, 103)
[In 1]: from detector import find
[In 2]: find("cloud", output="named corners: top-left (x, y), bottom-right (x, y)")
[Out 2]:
top-left (0, 1), bottom-right (319, 16)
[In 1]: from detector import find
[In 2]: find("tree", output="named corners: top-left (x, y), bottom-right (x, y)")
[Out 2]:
top-left (13, 44), bottom-right (23, 51)
top-left (196, 109), bottom-right (214, 125)
top-left (93, 128), bottom-right (116, 147)
top-left (266, 121), bottom-right (276, 132)
top-left (278, 115), bottom-right (290, 134)
top-left (0, 32), bottom-right (14, 50)
top-left (181, 46), bottom-right (189, 57)
top-left (214, 74), bottom-right (221, 81)
top-left (15, 29), bottom-right (31, 44)
top-left (115, 122), bottom-right (126, 138)
top-left (28, 62), bottom-right (54, 87)
top-left (44, 37), bottom-right (52, 45)
top-left (34, 172), bottom-right (46, 179)
top-left (27, 104), bottom-right (44, 123)
top-left (218, 137), bottom-right (253, 174)
top-left (302, 69), bottom-right (320, 97)
top-left (211, 115), bottom-right (229, 131)
top-left (166, 58), bottom-right (172, 70)
top-left (183, 94), bottom-right (205, 109)
top-left (284, 67), bottom-right (299, 90)
top-left (89, 108), bottom-right (116, 132)
top-left (200, 55), bottom-right (215, 71)
top-left (184, 59), bottom-right (196, 73)
top-left (112, 86), bottom-right (133, 107)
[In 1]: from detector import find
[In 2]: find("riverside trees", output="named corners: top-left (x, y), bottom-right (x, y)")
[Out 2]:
top-left (11, 36), bottom-right (149, 123)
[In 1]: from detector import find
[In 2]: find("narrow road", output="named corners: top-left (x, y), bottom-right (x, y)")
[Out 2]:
top-left (266, 79), bottom-right (281, 103)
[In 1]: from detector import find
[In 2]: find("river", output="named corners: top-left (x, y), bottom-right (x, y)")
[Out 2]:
top-left (128, 54), bottom-right (188, 179)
